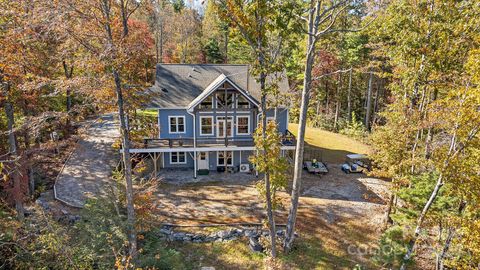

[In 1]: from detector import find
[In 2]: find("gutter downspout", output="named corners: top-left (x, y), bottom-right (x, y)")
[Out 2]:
top-left (187, 109), bottom-right (197, 179)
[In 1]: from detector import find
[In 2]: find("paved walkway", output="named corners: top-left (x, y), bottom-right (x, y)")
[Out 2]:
top-left (54, 114), bottom-right (120, 208)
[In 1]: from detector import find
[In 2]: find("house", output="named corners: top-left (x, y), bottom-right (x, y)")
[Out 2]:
top-left (129, 64), bottom-right (295, 178)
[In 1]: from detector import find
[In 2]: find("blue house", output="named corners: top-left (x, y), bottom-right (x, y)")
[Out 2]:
top-left (130, 64), bottom-right (295, 178)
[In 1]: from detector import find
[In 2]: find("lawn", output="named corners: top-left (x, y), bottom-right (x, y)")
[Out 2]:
top-left (288, 123), bottom-right (371, 163)
top-left (136, 109), bottom-right (158, 117)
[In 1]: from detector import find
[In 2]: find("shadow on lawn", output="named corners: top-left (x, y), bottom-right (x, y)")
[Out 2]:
top-left (302, 142), bottom-right (357, 164)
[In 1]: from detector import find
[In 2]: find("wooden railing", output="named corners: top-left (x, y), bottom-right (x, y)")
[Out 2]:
top-left (281, 130), bottom-right (296, 146)
top-left (141, 130), bottom-right (295, 149)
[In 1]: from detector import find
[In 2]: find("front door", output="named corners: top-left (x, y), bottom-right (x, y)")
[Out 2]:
top-left (198, 152), bottom-right (209, 170)
top-left (217, 118), bottom-right (233, 138)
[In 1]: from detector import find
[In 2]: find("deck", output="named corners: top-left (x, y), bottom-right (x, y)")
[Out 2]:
top-left (129, 130), bottom-right (296, 153)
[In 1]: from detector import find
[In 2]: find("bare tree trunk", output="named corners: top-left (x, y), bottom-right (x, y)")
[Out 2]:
top-left (101, 0), bottom-right (137, 262)
top-left (401, 174), bottom-right (444, 270)
top-left (383, 193), bottom-right (395, 230)
top-left (1, 80), bottom-right (24, 220)
top-left (373, 77), bottom-right (381, 124)
top-left (347, 66), bottom-right (352, 122)
top-left (425, 89), bottom-right (438, 159)
top-left (284, 1), bottom-right (320, 252)
top-left (223, 25), bottom-right (229, 63)
top-left (400, 124), bottom-right (470, 269)
top-left (436, 201), bottom-right (466, 270)
top-left (120, 0), bottom-right (129, 37)
top-left (113, 70), bottom-right (137, 262)
top-left (261, 102), bottom-right (277, 258)
top-left (159, 22), bottom-right (163, 63)
top-left (365, 71), bottom-right (373, 130)
top-left (333, 73), bottom-right (341, 130)
top-left (257, 13), bottom-right (277, 256)
top-left (62, 60), bottom-right (74, 112)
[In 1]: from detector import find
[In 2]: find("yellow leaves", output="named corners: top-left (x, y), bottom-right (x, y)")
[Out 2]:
top-left (250, 120), bottom-right (290, 210)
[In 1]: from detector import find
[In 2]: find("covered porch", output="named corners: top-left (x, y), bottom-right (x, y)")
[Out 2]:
top-left (155, 168), bottom-right (260, 185)
top-left (130, 145), bottom-right (295, 180)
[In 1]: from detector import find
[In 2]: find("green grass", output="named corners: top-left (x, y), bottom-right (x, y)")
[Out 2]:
top-left (151, 236), bottom-right (363, 270)
top-left (136, 109), bottom-right (158, 117)
top-left (288, 123), bottom-right (371, 163)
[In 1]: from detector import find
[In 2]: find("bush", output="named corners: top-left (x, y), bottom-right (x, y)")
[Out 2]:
top-left (137, 229), bottom-right (187, 269)
top-left (339, 112), bottom-right (367, 141)
top-left (374, 226), bottom-right (409, 268)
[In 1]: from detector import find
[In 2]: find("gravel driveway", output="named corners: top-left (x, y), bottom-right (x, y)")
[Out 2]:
top-left (54, 114), bottom-right (119, 208)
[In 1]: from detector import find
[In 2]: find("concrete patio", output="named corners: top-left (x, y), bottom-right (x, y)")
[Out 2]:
top-left (156, 168), bottom-right (260, 185)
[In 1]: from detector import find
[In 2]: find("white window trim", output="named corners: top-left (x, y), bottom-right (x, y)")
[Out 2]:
top-left (236, 115), bottom-right (251, 135)
top-left (236, 95), bottom-right (250, 109)
top-left (168, 116), bottom-right (186, 134)
top-left (216, 116), bottom-right (233, 138)
top-left (199, 95), bottom-right (214, 109)
top-left (199, 116), bottom-right (214, 136)
top-left (217, 151), bottom-right (234, 166)
top-left (170, 152), bottom-right (187, 164)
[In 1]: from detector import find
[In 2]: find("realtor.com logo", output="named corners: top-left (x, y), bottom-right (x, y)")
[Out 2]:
top-left (347, 244), bottom-right (402, 256)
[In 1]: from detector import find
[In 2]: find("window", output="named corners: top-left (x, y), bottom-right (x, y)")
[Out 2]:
top-left (170, 152), bottom-right (186, 164)
top-left (217, 116), bottom-right (233, 138)
top-left (199, 95), bottom-right (213, 109)
top-left (216, 92), bottom-right (234, 108)
top-left (236, 95), bottom-right (250, 109)
top-left (217, 151), bottom-right (233, 166)
top-left (200, 116), bottom-right (213, 135)
top-left (236, 116), bottom-right (250, 135)
top-left (169, 116), bottom-right (185, 133)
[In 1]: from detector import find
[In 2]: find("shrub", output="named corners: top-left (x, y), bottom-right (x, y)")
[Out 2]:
top-left (339, 112), bottom-right (367, 141)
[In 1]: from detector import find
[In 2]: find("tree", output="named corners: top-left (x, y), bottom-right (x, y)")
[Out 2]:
top-left (367, 0), bottom-right (480, 267)
top-left (215, 0), bottom-right (299, 258)
top-left (54, 0), bottom-right (156, 263)
top-left (249, 121), bottom-right (289, 252)
top-left (204, 38), bottom-right (223, 63)
top-left (284, 0), bottom-right (368, 252)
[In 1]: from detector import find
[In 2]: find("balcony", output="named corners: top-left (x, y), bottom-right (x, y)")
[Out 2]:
top-left (139, 130), bottom-right (296, 150)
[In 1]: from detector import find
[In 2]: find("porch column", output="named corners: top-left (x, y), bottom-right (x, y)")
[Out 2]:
top-left (192, 111), bottom-right (197, 179)
top-left (153, 152), bottom-right (158, 176)
top-left (193, 151), bottom-right (197, 178)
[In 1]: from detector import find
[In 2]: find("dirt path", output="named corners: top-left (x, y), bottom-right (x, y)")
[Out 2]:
top-left (54, 114), bottom-right (119, 208)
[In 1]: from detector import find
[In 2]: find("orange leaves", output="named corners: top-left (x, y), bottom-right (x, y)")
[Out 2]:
top-left (134, 187), bottom-right (156, 231)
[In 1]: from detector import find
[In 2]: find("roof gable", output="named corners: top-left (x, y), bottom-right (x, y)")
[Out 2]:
top-left (187, 74), bottom-right (259, 112)
top-left (143, 64), bottom-right (290, 109)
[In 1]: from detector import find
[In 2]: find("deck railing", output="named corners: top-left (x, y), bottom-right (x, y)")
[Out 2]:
top-left (141, 130), bottom-right (296, 149)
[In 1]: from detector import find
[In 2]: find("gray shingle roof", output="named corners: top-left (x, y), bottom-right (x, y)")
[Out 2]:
top-left (144, 64), bottom-right (289, 109)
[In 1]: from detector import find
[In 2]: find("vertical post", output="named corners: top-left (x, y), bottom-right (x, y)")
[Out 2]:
top-left (193, 112), bottom-right (197, 179)
top-left (153, 152), bottom-right (158, 176)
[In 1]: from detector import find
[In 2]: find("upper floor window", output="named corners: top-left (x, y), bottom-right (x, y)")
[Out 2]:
top-left (169, 116), bottom-right (185, 133)
top-left (216, 92), bottom-right (234, 108)
top-left (236, 95), bottom-right (250, 109)
top-left (199, 95), bottom-right (213, 109)
top-left (200, 116), bottom-right (213, 136)
top-left (236, 116), bottom-right (250, 135)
